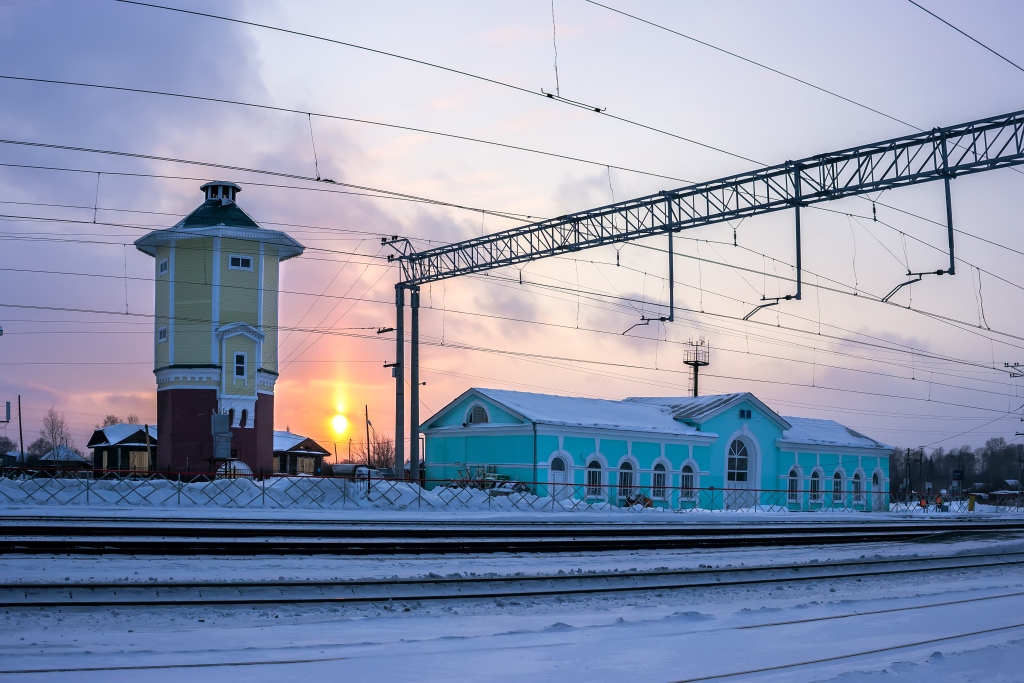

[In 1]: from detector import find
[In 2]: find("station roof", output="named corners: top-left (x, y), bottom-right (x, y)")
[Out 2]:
top-left (777, 416), bottom-right (891, 451)
top-left (438, 388), bottom-right (711, 438)
top-left (626, 393), bottom-right (792, 430)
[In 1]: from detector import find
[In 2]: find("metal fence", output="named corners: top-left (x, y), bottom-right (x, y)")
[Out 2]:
top-left (1, 468), bottom-right (1021, 513)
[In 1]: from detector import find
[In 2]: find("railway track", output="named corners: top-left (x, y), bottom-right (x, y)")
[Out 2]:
top-left (3, 549), bottom-right (1023, 608)
top-left (2, 515), bottom-right (1023, 554)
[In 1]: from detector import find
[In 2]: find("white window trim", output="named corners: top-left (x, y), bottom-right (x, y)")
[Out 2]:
top-left (157, 326), bottom-right (168, 343)
top-left (228, 254), bottom-right (253, 271)
top-left (466, 403), bottom-right (489, 425)
top-left (158, 258), bottom-right (169, 275)
top-left (233, 352), bottom-right (248, 385)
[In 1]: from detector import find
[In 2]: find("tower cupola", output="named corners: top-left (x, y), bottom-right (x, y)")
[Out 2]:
top-left (201, 181), bottom-right (241, 204)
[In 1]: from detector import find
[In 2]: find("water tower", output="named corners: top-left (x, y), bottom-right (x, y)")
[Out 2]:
top-left (135, 182), bottom-right (304, 474)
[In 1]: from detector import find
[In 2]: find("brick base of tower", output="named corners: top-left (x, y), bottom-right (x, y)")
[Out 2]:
top-left (156, 388), bottom-right (274, 476)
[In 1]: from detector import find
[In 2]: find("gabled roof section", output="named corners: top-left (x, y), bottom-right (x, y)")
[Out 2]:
top-left (625, 393), bottom-right (791, 430)
top-left (87, 424), bottom-right (157, 449)
top-left (40, 445), bottom-right (90, 463)
top-left (273, 431), bottom-right (330, 455)
top-left (778, 417), bottom-right (892, 452)
top-left (425, 388), bottom-right (707, 438)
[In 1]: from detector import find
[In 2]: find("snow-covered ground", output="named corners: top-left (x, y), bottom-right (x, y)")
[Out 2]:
top-left (2, 537), bottom-right (1024, 681)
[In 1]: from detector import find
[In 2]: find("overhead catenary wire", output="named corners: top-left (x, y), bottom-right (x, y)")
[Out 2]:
top-left (0, 138), bottom-right (536, 222)
top-left (583, 0), bottom-right (921, 130)
top-left (112, 0), bottom-right (760, 164)
top-left (0, 74), bottom-right (689, 183)
top-left (906, 0), bottom-right (1024, 74)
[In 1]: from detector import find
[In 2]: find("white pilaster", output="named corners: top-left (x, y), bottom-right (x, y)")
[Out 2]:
top-left (211, 237), bottom-right (221, 364)
top-left (168, 243), bottom-right (175, 366)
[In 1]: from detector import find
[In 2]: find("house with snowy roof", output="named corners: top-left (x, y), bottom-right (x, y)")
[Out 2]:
top-left (39, 444), bottom-right (91, 469)
top-left (421, 389), bottom-right (892, 510)
top-left (87, 424), bottom-right (157, 472)
top-left (273, 431), bottom-right (330, 476)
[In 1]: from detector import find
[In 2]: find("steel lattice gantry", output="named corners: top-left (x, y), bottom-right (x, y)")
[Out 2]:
top-left (389, 109), bottom-right (1024, 480)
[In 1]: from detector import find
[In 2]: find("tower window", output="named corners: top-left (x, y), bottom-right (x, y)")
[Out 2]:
top-left (738, 409), bottom-right (752, 419)
top-left (157, 327), bottom-right (167, 343)
top-left (229, 255), bottom-right (252, 271)
top-left (158, 259), bottom-right (168, 275)
top-left (467, 405), bottom-right (488, 424)
top-left (234, 353), bottom-right (246, 378)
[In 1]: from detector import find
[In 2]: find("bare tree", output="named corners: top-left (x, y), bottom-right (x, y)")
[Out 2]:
top-left (99, 415), bottom-right (122, 428)
top-left (354, 432), bottom-right (395, 470)
top-left (125, 413), bottom-right (140, 425)
top-left (0, 435), bottom-right (16, 455)
top-left (40, 407), bottom-right (73, 454)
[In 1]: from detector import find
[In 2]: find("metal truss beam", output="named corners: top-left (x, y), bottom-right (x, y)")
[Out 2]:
top-left (397, 109), bottom-right (1024, 286)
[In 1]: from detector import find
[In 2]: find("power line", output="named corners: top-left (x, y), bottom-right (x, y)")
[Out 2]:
top-left (0, 138), bottom-right (536, 222)
top-left (906, 0), bottom-right (1024, 74)
top-left (0, 74), bottom-right (689, 183)
top-left (0, 160), bottom-right (538, 221)
top-left (584, 0), bottom-right (920, 130)
top-left (113, 0), bottom-right (759, 164)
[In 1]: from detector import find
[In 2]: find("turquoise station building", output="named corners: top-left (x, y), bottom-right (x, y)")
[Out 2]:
top-left (421, 389), bottom-right (892, 510)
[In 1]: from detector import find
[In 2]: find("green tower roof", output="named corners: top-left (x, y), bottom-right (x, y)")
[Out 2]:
top-left (135, 182), bottom-right (304, 260)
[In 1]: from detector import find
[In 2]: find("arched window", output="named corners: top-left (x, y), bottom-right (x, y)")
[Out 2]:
top-left (618, 462), bottom-right (635, 499)
top-left (239, 409), bottom-right (248, 428)
top-left (853, 472), bottom-right (864, 503)
top-left (652, 463), bottom-right (666, 499)
top-left (788, 468), bottom-right (799, 502)
top-left (586, 461), bottom-right (603, 497)
top-left (833, 472), bottom-right (843, 501)
top-left (872, 472), bottom-right (880, 487)
top-left (467, 405), bottom-right (488, 424)
top-left (727, 440), bottom-right (749, 483)
top-left (550, 457), bottom-right (566, 472)
top-left (228, 409), bottom-right (235, 427)
top-left (810, 471), bottom-right (822, 502)
top-left (681, 464), bottom-right (695, 500)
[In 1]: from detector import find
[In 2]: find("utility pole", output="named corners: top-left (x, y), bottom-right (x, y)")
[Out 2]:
top-left (394, 284), bottom-right (405, 478)
top-left (17, 395), bottom-right (23, 459)
top-left (409, 286), bottom-right (420, 482)
top-left (365, 405), bottom-right (371, 469)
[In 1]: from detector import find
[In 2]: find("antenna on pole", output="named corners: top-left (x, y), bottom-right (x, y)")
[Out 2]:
top-left (683, 337), bottom-right (710, 397)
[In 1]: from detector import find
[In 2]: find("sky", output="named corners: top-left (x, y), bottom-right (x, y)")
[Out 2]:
top-left (1, 0), bottom-right (1023, 457)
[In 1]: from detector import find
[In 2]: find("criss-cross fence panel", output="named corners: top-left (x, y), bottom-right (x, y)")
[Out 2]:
top-left (2, 470), bottom-right (1019, 513)
top-left (399, 110), bottom-right (1024, 285)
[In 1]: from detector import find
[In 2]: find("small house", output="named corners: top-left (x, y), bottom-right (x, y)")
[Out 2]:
top-left (39, 445), bottom-right (91, 469)
top-left (87, 425), bottom-right (157, 472)
top-left (273, 431), bottom-right (330, 475)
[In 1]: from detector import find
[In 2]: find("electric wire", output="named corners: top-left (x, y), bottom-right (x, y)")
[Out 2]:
top-left (0, 138), bottom-right (536, 222)
top-left (584, 0), bottom-right (920, 130)
top-left (0, 74), bottom-right (689, 183)
top-left (906, 0), bottom-right (1024, 74)
top-left (112, 0), bottom-right (759, 164)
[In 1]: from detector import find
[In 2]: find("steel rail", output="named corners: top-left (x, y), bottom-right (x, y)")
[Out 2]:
top-left (3, 550), bottom-right (1022, 608)
top-left (2, 518), bottom-right (1023, 555)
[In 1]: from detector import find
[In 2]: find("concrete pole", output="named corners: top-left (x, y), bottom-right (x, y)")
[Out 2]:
top-left (394, 284), bottom-right (405, 478)
top-left (410, 286), bottom-right (420, 482)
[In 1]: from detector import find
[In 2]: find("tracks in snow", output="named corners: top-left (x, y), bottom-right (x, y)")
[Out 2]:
top-left (4, 549), bottom-right (1023, 609)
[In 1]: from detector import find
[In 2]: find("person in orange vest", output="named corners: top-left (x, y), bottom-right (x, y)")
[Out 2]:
top-left (920, 495), bottom-right (928, 509)
top-left (935, 492), bottom-right (943, 508)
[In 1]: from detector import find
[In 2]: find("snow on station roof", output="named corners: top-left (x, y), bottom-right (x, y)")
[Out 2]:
top-left (471, 389), bottom-right (709, 437)
top-left (778, 416), bottom-right (891, 451)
